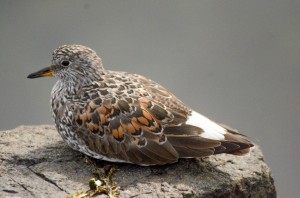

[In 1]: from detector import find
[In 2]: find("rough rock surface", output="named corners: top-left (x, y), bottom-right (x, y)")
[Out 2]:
top-left (0, 125), bottom-right (276, 198)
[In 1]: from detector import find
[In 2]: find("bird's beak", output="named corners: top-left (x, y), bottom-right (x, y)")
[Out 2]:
top-left (27, 66), bottom-right (54, 79)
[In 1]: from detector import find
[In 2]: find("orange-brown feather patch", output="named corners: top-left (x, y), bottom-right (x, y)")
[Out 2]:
top-left (112, 127), bottom-right (124, 141)
top-left (97, 106), bottom-right (107, 114)
top-left (86, 113), bottom-right (92, 121)
top-left (112, 129), bottom-right (118, 138)
top-left (126, 123), bottom-right (136, 134)
top-left (142, 110), bottom-right (153, 121)
top-left (118, 126), bottom-right (124, 136)
top-left (138, 117), bottom-right (149, 126)
top-left (131, 120), bottom-right (141, 131)
top-left (100, 114), bottom-right (107, 124)
top-left (80, 113), bottom-right (88, 122)
top-left (87, 123), bottom-right (99, 132)
top-left (139, 98), bottom-right (150, 106)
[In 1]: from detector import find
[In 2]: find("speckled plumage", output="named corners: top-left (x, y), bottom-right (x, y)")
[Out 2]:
top-left (28, 45), bottom-right (253, 165)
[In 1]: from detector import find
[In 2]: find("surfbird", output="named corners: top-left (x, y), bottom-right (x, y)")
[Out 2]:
top-left (27, 45), bottom-right (253, 165)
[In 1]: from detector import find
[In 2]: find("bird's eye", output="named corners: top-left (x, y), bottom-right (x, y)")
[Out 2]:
top-left (61, 60), bottom-right (70, 67)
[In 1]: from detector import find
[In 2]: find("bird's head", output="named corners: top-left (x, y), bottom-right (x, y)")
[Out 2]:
top-left (27, 45), bottom-right (104, 85)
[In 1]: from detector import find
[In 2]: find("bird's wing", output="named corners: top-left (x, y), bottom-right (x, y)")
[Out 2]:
top-left (129, 73), bottom-right (192, 123)
top-left (72, 72), bottom-right (253, 165)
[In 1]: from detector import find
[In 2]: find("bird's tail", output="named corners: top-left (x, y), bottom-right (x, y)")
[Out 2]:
top-left (214, 124), bottom-right (254, 155)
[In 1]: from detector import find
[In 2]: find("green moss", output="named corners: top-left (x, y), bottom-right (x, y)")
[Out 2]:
top-left (66, 157), bottom-right (120, 198)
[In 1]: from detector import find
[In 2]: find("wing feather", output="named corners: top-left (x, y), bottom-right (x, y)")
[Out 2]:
top-left (69, 71), bottom-right (253, 165)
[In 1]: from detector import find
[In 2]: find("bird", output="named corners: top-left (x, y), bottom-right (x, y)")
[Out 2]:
top-left (27, 45), bottom-right (253, 166)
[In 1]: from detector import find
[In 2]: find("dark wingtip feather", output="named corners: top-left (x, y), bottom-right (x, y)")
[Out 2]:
top-left (217, 126), bottom-right (254, 155)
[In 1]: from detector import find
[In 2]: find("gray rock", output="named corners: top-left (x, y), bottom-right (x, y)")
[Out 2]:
top-left (0, 125), bottom-right (276, 198)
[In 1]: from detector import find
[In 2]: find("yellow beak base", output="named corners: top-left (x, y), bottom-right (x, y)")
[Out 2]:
top-left (27, 66), bottom-right (54, 79)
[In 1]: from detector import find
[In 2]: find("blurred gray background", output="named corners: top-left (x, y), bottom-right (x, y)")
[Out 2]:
top-left (0, 0), bottom-right (299, 197)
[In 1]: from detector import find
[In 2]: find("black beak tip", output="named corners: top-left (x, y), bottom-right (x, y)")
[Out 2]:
top-left (27, 73), bottom-right (36, 79)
